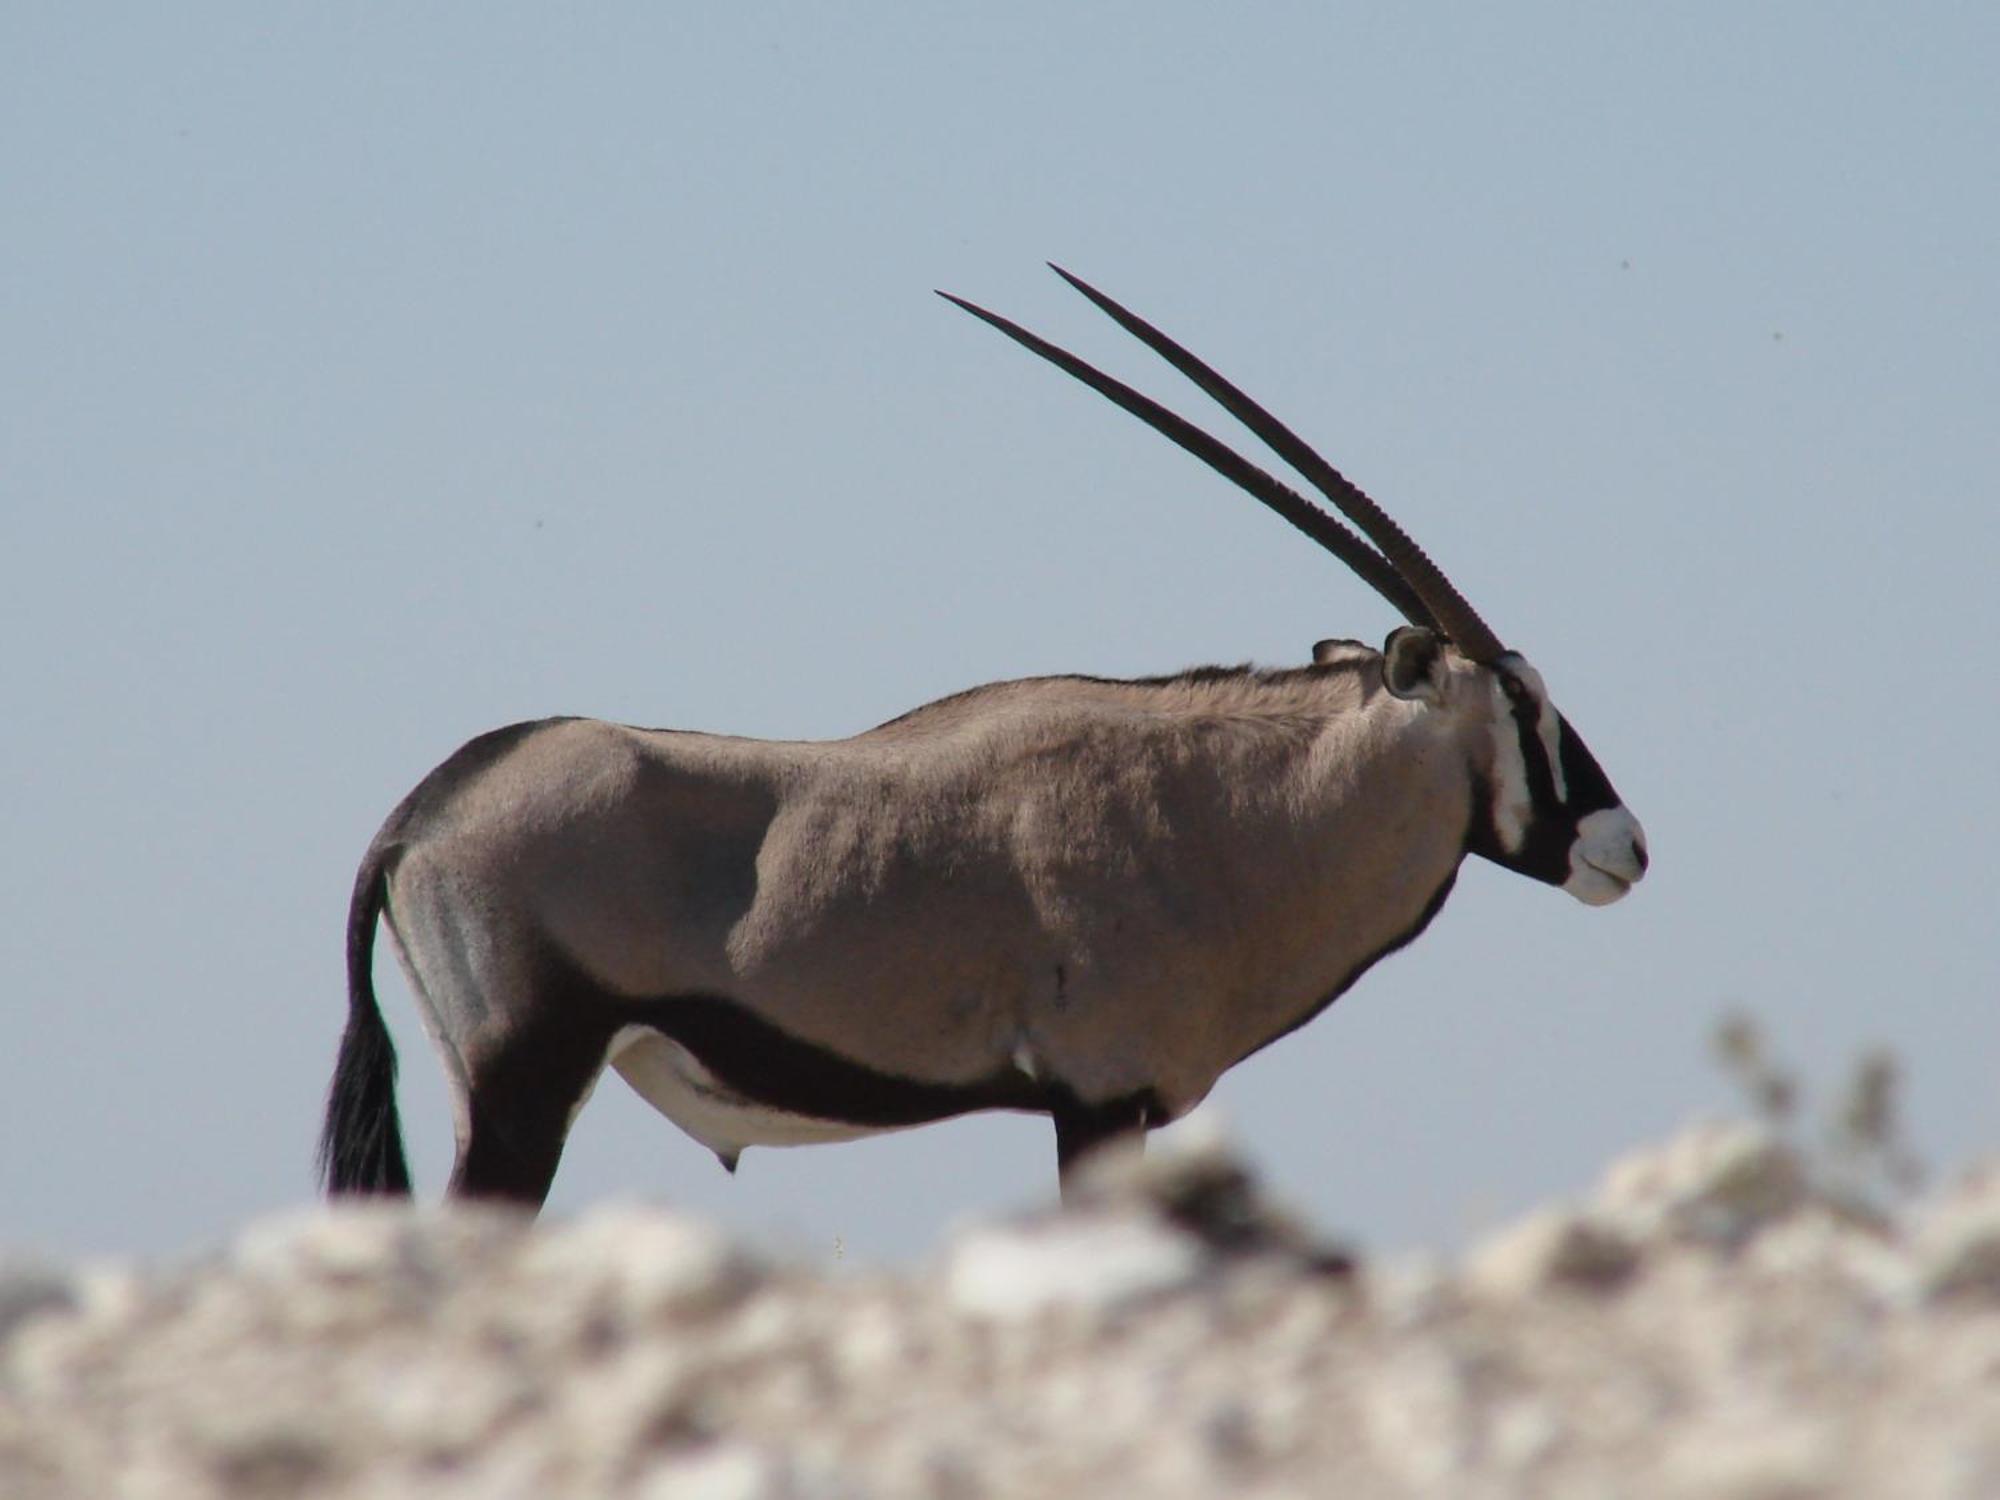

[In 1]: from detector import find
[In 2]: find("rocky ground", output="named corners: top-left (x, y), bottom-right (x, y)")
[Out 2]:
top-left (5, 1121), bottom-right (2000, 1499)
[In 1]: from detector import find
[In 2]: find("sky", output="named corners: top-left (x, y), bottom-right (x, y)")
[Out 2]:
top-left (5, 5), bottom-right (1995, 1266)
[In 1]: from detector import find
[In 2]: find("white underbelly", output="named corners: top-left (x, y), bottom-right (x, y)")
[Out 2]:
top-left (606, 1025), bottom-right (890, 1163)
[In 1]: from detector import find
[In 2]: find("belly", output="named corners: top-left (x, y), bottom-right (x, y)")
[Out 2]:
top-left (603, 992), bottom-right (1050, 1168)
top-left (608, 1027), bottom-right (890, 1166)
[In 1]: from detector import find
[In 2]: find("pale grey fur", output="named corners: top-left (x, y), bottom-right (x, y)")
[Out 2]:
top-left (378, 646), bottom-right (1558, 1163)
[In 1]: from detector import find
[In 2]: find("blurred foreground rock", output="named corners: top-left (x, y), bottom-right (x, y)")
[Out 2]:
top-left (6, 1122), bottom-right (2000, 1499)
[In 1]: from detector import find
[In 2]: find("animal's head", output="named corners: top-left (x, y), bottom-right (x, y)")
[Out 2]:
top-left (1373, 627), bottom-right (1646, 905)
top-left (944, 264), bottom-right (1647, 907)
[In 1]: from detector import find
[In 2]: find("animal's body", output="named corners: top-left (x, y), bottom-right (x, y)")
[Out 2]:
top-left (321, 269), bottom-right (1647, 1208)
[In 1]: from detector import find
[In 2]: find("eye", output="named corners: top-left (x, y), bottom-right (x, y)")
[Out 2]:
top-left (1500, 675), bottom-right (1529, 703)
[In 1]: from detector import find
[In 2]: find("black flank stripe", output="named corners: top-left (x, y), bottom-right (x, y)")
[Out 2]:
top-left (537, 943), bottom-right (1150, 1131)
top-left (634, 994), bottom-right (1049, 1127)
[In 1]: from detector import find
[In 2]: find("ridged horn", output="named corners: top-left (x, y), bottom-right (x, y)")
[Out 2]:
top-left (935, 290), bottom-right (1438, 634)
top-left (1046, 267), bottom-right (1507, 663)
top-left (942, 269), bottom-right (1510, 663)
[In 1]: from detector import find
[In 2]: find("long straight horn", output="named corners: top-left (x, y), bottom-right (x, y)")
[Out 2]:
top-left (1047, 266), bottom-right (1507, 664)
top-left (936, 290), bottom-right (1438, 634)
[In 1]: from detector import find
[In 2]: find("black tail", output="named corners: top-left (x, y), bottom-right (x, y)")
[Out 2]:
top-left (317, 843), bottom-right (413, 1196)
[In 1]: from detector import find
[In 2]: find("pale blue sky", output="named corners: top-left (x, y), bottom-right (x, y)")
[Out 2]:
top-left (5, 6), bottom-right (1995, 1262)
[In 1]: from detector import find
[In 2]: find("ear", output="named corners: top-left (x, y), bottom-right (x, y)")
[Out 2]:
top-left (1311, 637), bottom-right (1370, 667)
top-left (1381, 626), bottom-right (1447, 703)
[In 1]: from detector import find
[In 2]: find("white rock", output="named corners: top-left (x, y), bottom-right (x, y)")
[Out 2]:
top-left (519, 1203), bottom-right (758, 1321)
top-left (51, 1259), bottom-right (145, 1336)
top-left (828, 1297), bottom-right (912, 1378)
top-left (229, 1200), bottom-right (526, 1285)
top-left (1362, 1345), bottom-right (1473, 1486)
top-left (1368, 1252), bottom-right (1460, 1331)
top-left (0, 1258), bottom-right (76, 1342)
top-left (1659, 1415), bottom-right (1835, 1500)
top-left (1913, 1171), bottom-right (2000, 1303)
top-left (1489, 1395), bottom-right (1564, 1471)
top-left (1466, 1207), bottom-right (1640, 1297)
top-left (1745, 1207), bottom-right (1912, 1306)
top-left (635, 1442), bottom-right (796, 1500)
top-left (11, 1125), bottom-right (2000, 1500)
top-left (943, 1213), bottom-right (1204, 1320)
top-left (1595, 1120), bottom-right (1806, 1248)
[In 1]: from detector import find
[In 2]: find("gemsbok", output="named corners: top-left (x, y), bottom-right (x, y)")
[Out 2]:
top-left (321, 266), bottom-right (1648, 1208)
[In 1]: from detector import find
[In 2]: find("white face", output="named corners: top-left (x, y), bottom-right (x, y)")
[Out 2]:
top-left (1564, 806), bottom-right (1650, 905)
top-left (1479, 652), bottom-right (1648, 904)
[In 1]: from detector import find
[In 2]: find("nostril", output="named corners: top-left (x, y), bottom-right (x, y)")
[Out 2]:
top-left (1632, 838), bottom-right (1650, 874)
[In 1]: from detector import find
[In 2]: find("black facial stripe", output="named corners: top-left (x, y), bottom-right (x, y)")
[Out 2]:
top-left (1490, 682), bottom-right (1572, 882)
top-left (1556, 715), bottom-right (1621, 815)
top-left (1469, 676), bottom-right (1628, 887)
top-left (1504, 806), bottom-right (1574, 883)
top-left (1506, 693), bottom-right (1562, 809)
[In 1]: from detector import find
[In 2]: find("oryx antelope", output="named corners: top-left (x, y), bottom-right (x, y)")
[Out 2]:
top-left (320, 267), bottom-right (1647, 1209)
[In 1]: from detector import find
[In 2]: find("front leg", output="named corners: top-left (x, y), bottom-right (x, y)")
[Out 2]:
top-left (1051, 1090), bottom-right (1154, 1203)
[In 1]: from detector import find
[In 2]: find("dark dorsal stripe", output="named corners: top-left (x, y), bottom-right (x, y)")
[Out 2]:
top-left (868, 657), bottom-right (1372, 733)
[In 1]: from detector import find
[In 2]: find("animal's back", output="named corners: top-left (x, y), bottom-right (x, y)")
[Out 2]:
top-left (375, 660), bottom-right (1450, 1111)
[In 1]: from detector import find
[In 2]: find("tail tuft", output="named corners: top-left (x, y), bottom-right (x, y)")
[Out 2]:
top-left (318, 848), bottom-right (413, 1196)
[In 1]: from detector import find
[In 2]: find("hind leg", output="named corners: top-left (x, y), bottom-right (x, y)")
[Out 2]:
top-left (449, 1001), bottom-right (614, 1206)
top-left (382, 866), bottom-right (616, 1210)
